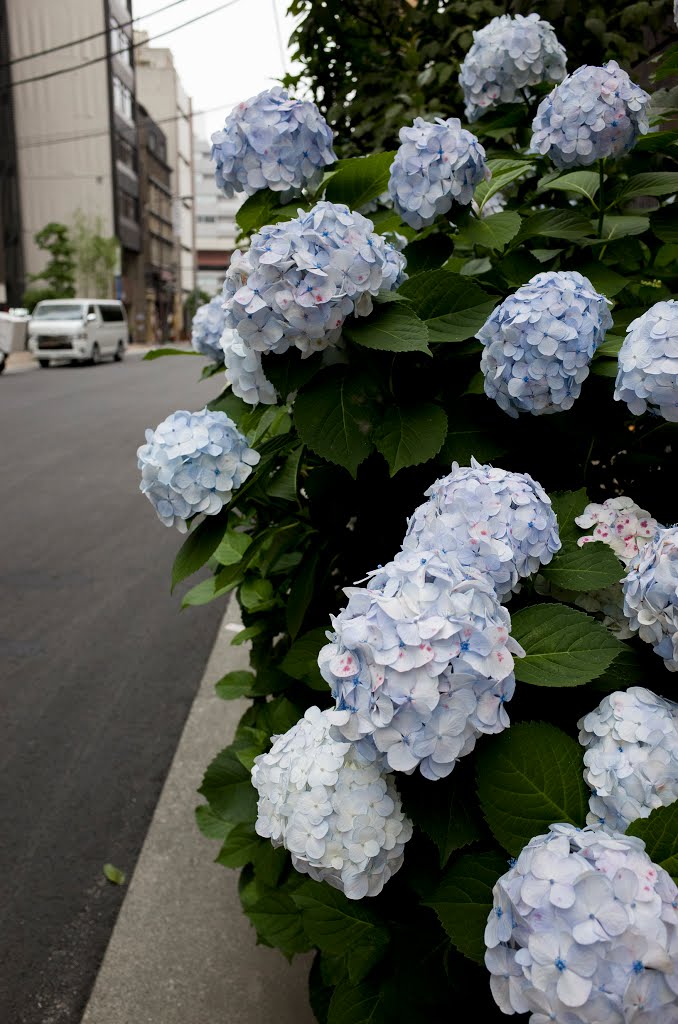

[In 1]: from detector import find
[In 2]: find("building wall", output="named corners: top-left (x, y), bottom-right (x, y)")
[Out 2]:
top-left (135, 36), bottom-right (196, 318)
top-left (193, 135), bottom-right (241, 296)
top-left (7, 0), bottom-right (115, 283)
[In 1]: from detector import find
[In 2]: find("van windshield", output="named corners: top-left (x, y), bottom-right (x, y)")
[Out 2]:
top-left (32, 304), bottom-right (85, 320)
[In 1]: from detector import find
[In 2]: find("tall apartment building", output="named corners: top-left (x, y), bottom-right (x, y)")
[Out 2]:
top-left (193, 135), bottom-right (241, 296)
top-left (135, 32), bottom-right (195, 332)
top-left (2, 0), bottom-right (143, 312)
top-left (137, 104), bottom-right (176, 343)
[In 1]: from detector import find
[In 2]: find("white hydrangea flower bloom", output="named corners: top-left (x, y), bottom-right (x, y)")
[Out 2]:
top-left (576, 497), bottom-right (660, 566)
top-left (403, 458), bottom-right (560, 600)
top-left (615, 301), bottom-right (678, 422)
top-left (251, 706), bottom-right (412, 899)
top-left (485, 823), bottom-right (678, 1021)
top-left (530, 61), bottom-right (650, 169)
top-left (479, 271), bottom-right (612, 418)
top-left (320, 550), bottom-right (523, 780)
top-left (459, 14), bottom-right (567, 123)
top-left (387, 117), bottom-right (490, 229)
top-left (623, 527), bottom-right (678, 672)
top-left (579, 687), bottom-right (678, 831)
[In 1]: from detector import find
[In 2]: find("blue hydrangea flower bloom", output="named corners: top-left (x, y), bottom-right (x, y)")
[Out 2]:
top-left (388, 117), bottom-right (490, 229)
top-left (321, 550), bottom-right (523, 780)
top-left (578, 687), bottom-right (678, 832)
top-left (403, 459), bottom-right (560, 599)
top-left (137, 409), bottom-right (260, 532)
top-left (530, 61), bottom-right (650, 168)
top-left (614, 300), bottom-right (678, 422)
top-left (623, 527), bottom-right (678, 672)
top-left (485, 823), bottom-right (678, 1020)
top-left (191, 292), bottom-right (226, 362)
top-left (479, 270), bottom-right (612, 418)
top-left (459, 14), bottom-right (567, 123)
top-left (222, 201), bottom-right (407, 404)
top-left (211, 87), bottom-right (336, 200)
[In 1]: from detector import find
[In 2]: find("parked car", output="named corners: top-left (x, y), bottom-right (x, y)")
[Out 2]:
top-left (27, 299), bottom-right (129, 367)
top-left (0, 309), bottom-right (31, 372)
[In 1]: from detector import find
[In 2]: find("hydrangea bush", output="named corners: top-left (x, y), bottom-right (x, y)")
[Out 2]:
top-left (140, 13), bottom-right (678, 1023)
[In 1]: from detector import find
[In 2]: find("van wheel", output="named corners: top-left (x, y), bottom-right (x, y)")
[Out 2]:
top-left (90, 343), bottom-right (101, 366)
top-left (114, 340), bottom-right (125, 362)
top-left (38, 359), bottom-right (50, 368)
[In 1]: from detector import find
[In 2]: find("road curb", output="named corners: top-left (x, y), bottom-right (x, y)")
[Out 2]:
top-left (80, 601), bottom-right (314, 1024)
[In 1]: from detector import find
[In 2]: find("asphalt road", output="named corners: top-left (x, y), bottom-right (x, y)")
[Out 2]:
top-left (0, 352), bottom-right (225, 1024)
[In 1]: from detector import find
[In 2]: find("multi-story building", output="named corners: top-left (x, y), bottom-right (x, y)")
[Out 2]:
top-left (137, 104), bottom-right (175, 344)
top-left (193, 134), bottom-right (241, 296)
top-left (134, 32), bottom-right (195, 334)
top-left (3, 0), bottom-right (143, 314)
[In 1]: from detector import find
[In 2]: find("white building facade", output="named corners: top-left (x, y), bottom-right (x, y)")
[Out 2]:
top-left (193, 135), bottom-right (241, 296)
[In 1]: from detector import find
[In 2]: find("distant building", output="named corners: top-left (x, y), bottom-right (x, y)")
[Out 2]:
top-left (2, 0), bottom-right (143, 315)
top-left (193, 135), bottom-right (241, 296)
top-left (137, 105), bottom-right (175, 344)
top-left (134, 32), bottom-right (196, 333)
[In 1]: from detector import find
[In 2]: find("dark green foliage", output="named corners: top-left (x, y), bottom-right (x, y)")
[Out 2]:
top-left (24, 221), bottom-right (76, 304)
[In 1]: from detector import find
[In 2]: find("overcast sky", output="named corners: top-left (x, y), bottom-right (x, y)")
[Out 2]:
top-left (133, 0), bottom-right (298, 143)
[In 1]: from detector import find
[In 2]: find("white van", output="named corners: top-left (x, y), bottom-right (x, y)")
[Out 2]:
top-left (27, 299), bottom-right (129, 367)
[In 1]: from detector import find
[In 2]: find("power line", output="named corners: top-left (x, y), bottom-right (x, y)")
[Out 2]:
top-left (10, 0), bottom-right (243, 89)
top-left (0, 0), bottom-right (188, 69)
top-left (17, 102), bottom-right (233, 151)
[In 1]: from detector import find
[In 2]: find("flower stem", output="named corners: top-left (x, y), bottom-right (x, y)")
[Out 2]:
top-left (597, 160), bottom-right (606, 239)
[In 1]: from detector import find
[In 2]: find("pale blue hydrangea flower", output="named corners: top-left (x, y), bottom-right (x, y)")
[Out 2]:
top-left (579, 687), bottom-right (678, 832)
top-left (222, 201), bottom-right (406, 404)
top-left (388, 117), bottom-right (490, 229)
top-left (485, 823), bottom-right (678, 1020)
top-left (460, 13), bottom-right (567, 123)
top-left (137, 408), bottom-right (259, 532)
top-left (321, 550), bottom-right (523, 780)
top-left (403, 459), bottom-right (560, 600)
top-left (623, 527), bottom-right (678, 672)
top-left (251, 706), bottom-right (412, 900)
top-left (211, 86), bottom-right (335, 200)
top-left (191, 292), bottom-right (226, 362)
top-left (479, 270), bottom-right (612, 418)
top-left (615, 300), bottom-right (678, 422)
top-left (530, 61), bottom-right (650, 169)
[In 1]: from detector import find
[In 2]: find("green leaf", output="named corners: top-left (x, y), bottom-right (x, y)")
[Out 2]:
top-left (286, 550), bottom-right (319, 639)
top-left (171, 511), bottom-right (229, 590)
top-left (576, 262), bottom-right (627, 298)
top-left (373, 403), bottom-right (447, 475)
top-left (235, 190), bottom-right (299, 236)
top-left (265, 351), bottom-right (323, 404)
top-left (325, 152), bottom-right (396, 210)
top-left (612, 172), bottom-right (678, 204)
top-left (293, 881), bottom-right (389, 984)
top-left (425, 850), bottom-right (507, 963)
top-left (627, 803), bottom-right (678, 881)
top-left (596, 215), bottom-right (650, 241)
top-left (343, 303), bottom-right (431, 354)
top-left (103, 863), bottom-right (126, 885)
top-left (536, 170), bottom-right (601, 202)
top-left (550, 488), bottom-right (589, 544)
top-left (240, 578), bottom-right (276, 613)
top-left (517, 209), bottom-right (593, 243)
top-left (592, 645), bottom-right (647, 692)
top-left (327, 981), bottom-right (386, 1024)
top-left (142, 347), bottom-right (200, 360)
top-left (215, 669), bottom-right (256, 700)
top-left (214, 529), bottom-right (252, 567)
top-left (542, 542), bottom-right (623, 593)
top-left (215, 822), bottom-right (261, 868)
top-left (474, 158), bottom-right (534, 210)
top-left (511, 604), bottom-right (623, 687)
top-left (651, 204), bottom-right (678, 243)
top-left (401, 234), bottom-right (454, 274)
top-left (181, 567), bottom-right (241, 608)
top-left (591, 358), bottom-right (619, 378)
top-left (195, 803), bottom-right (233, 840)
top-left (653, 42), bottom-right (678, 82)
top-left (268, 446), bottom-right (303, 502)
top-left (294, 367), bottom-right (378, 476)
top-left (401, 771), bottom-right (485, 868)
top-left (398, 270), bottom-right (496, 342)
top-left (247, 889), bottom-right (311, 957)
top-left (635, 129), bottom-right (678, 152)
top-left (198, 745), bottom-right (257, 824)
top-left (457, 211), bottom-right (522, 252)
top-left (231, 621), bottom-right (267, 646)
top-left (476, 722), bottom-right (589, 857)
top-left (595, 334), bottom-right (625, 357)
top-left (281, 627), bottom-right (328, 689)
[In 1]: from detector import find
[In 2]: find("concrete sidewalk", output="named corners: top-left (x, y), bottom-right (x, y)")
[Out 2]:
top-left (81, 605), bottom-right (314, 1024)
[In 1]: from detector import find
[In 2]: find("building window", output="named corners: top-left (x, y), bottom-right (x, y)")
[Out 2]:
top-left (113, 76), bottom-right (133, 123)
top-left (110, 17), bottom-right (131, 67)
top-left (118, 190), bottom-right (138, 222)
top-left (115, 133), bottom-right (136, 173)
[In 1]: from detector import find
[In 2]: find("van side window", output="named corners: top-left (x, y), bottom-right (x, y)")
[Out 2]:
top-left (88, 305), bottom-right (96, 318)
top-left (99, 304), bottom-right (125, 322)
